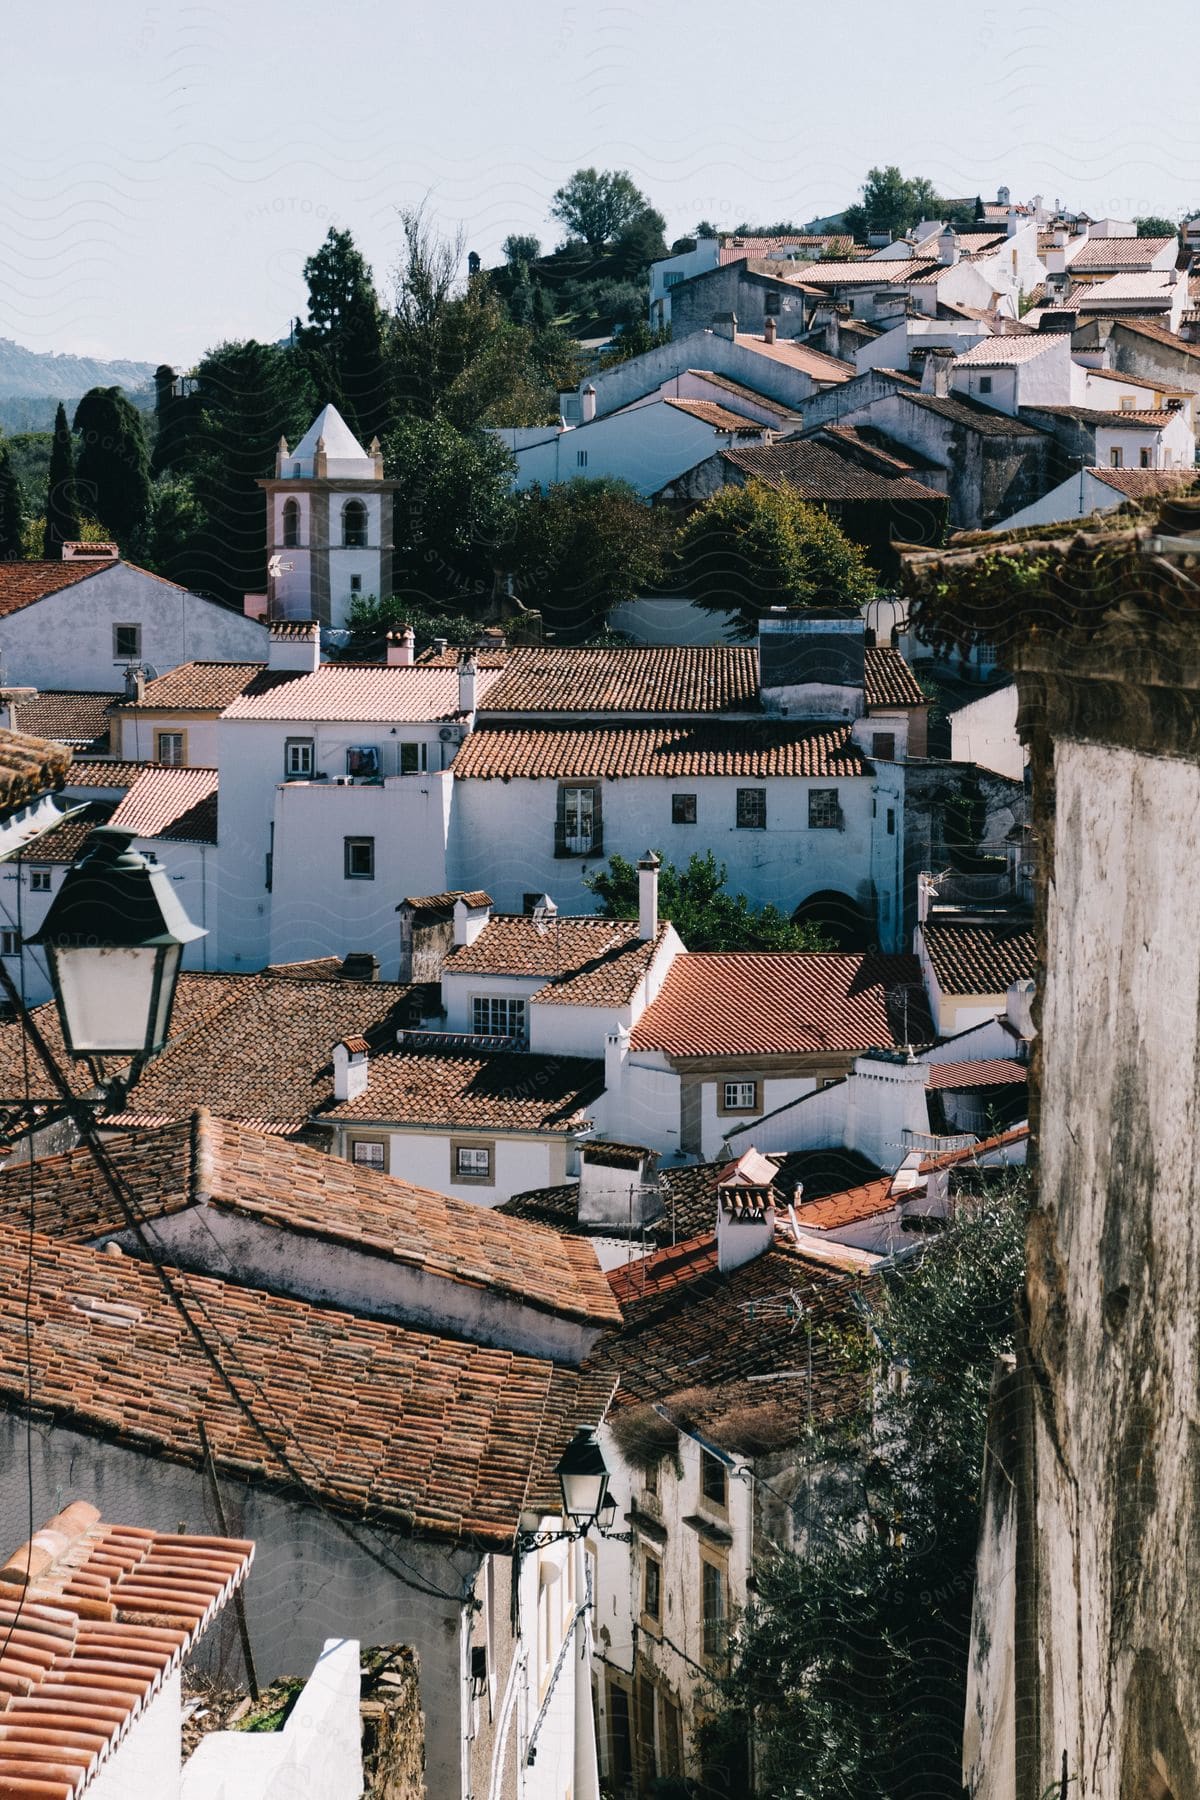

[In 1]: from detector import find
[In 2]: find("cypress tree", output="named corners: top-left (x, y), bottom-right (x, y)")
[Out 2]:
top-left (43, 402), bottom-right (80, 559)
top-left (0, 445), bottom-right (23, 561)
top-left (72, 387), bottom-right (152, 553)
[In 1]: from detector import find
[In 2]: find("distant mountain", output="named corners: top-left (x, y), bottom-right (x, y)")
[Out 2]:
top-left (0, 337), bottom-right (157, 401)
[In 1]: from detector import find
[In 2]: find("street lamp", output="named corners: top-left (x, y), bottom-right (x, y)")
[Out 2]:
top-left (29, 825), bottom-right (205, 1071)
top-left (555, 1427), bottom-right (610, 1530)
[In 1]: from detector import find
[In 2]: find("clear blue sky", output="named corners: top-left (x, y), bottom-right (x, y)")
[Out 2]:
top-left (4, 0), bottom-right (1199, 364)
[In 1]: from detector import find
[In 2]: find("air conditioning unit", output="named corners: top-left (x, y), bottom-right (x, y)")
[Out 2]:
top-left (439, 725), bottom-right (462, 743)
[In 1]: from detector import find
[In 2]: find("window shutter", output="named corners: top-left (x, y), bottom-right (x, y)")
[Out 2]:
top-left (554, 786), bottom-right (568, 857)
top-left (591, 781), bottom-right (603, 856)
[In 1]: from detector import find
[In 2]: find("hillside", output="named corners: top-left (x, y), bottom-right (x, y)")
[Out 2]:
top-left (0, 337), bottom-right (156, 400)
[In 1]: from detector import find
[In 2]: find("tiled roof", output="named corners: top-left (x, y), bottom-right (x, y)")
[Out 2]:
top-left (0, 559), bottom-right (112, 619)
top-left (662, 397), bottom-right (766, 432)
top-left (1070, 235), bottom-right (1177, 271)
top-left (902, 392), bottom-right (1051, 437)
top-left (0, 1233), bottom-right (613, 1544)
top-left (64, 759), bottom-right (158, 789)
top-left (0, 1501), bottom-right (252, 1800)
top-left (921, 919), bottom-right (1038, 995)
top-left (401, 889), bottom-right (493, 912)
top-left (1076, 271), bottom-right (1178, 304)
top-left (1026, 405), bottom-right (1175, 428)
top-left (864, 646), bottom-right (926, 708)
top-left (1082, 367), bottom-right (1191, 398)
top-left (1108, 316), bottom-right (1200, 360)
top-left (733, 335), bottom-right (856, 381)
top-left (590, 1234), bottom-right (868, 1437)
top-left (925, 1057), bottom-right (1028, 1087)
top-left (453, 721), bottom-right (868, 782)
top-left (22, 800), bottom-right (110, 865)
top-left (717, 234), bottom-right (847, 263)
top-left (792, 1173), bottom-right (896, 1230)
top-left (628, 951), bottom-right (929, 1056)
top-left (817, 422), bottom-right (933, 474)
top-left (683, 370), bottom-right (796, 415)
top-left (794, 259), bottom-right (938, 285)
top-left (720, 438), bottom-right (945, 502)
top-left (223, 665), bottom-right (498, 723)
top-left (113, 661), bottom-right (265, 711)
top-left (444, 915), bottom-right (664, 1007)
top-left (2, 690), bottom-right (117, 750)
top-left (918, 1121), bottom-right (1029, 1172)
top-left (479, 646), bottom-right (759, 716)
top-left (952, 335), bottom-right (1060, 366)
top-left (316, 1047), bottom-right (604, 1133)
top-left (413, 646), bottom-right (512, 669)
top-left (107, 765), bottom-right (218, 843)
top-left (0, 728), bottom-right (71, 813)
top-left (1088, 466), bottom-right (1198, 497)
top-left (0, 1111), bottom-right (620, 1328)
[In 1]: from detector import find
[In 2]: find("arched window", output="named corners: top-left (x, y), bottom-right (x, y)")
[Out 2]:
top-left (282, 499), bottom-right (300, 548)
top-left (343, 500), bottom-right (368, 548)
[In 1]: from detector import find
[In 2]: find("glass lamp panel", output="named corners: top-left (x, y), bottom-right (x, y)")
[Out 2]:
top-left (149, 943), bottom-right (183, 1051)
top-left (561, 1467), bottom-right (609, 1525)
top-left (51, 944), bottom-right (165, 1055)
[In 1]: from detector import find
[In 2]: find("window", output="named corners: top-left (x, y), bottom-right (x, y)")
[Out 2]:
top-left (399, 741), bottom-right (425, 775)
top-left (344, 836), bottom-right (375, 880)
top-left (1, 930), bottom-right (20, 957)
top-left (642, 1554), bottom-right (662, 1624)
top-left (764, 288), bottom-right (781, 315)
top-left (1140, 447), bottom-right (1152, 468)
top-left (701, 1450), bottom-right (728, 1509)
top-left (887, 806), bottom-right (896, 836)
top-left (346, 745), bottom-right (380, 778)
top-left (671, 793), bottom-right (697, 825)
top-left (292, 462), bottom-right (302, 478)
top-left (576, 450), bottom-right (588, 468)
top-left (156, 731), bottom-right (184, 766)
top-left (808, 787), bottom-right (841, 829)
top-left (644, 1459), bottom-right (659, 1498)
top-left (349, 573), bottom-right (362, 594)
top-left (1119, 395), bottom-right (1137, 410)
top-left (342, 500), bottom-right (368, 547)
top-left (29, 869), bottom-right (51, 893)
top-left (350, 1139), bottom-right (386, 1171)
top-left (701, 1559), bottom-right (727, 1662)
top-left (736, 787), bottom-right (766, 830)
top-left (1110, 447), bottom-right (1124, 468)
top-left (556, 784), bottom-right (600, 857)
top-left (978, 375), bottom-right (992, 394)
top-left (284, 737), bottom-right (314, 778)
top-left (455, 1142), bottom-right (493, 1183)
top-left (113, 624), bottom-right (141, 660)
top-left (282, 498), bottom-right (300, 547)
top-left (721, 1079), bottom-right (759, 1114)
top-left (472, 995), bottom-right (527, 1041)
top-left (872, 731), bottom-right (895, 760)
top-left (663, 271), bottom-right (684, 288)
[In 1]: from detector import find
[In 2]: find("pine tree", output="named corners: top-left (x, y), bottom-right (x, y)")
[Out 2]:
top-left (43, 403), bottom-right (80, 559)
top-left (72, 388), bottom-right (152, 553)
top-left (296, 228), bottom-right (388, 443)
top-left (0, 445), bottom-right (23, 561)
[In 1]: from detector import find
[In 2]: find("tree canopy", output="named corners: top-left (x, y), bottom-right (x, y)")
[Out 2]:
top-left (842, 166), bottom-right (945, 240)
top-left (1134, 215), bottom-right (1179, 239)
top-left (382, 416), bottom-right (516, 610)
top-left (43, 402), bottom-right (80, 559)
top-left (509, 477), bottom-right (674, 641)
top-left (585, 849), bottom-right (832, 951)
top-left (0, 446), bottom-right (23, 561)
top-left (72, 387), bottom-right (152, 553)
top-left (550, 167), bottom-right (650, 247)
top-left (295, 227), bottom-right (388, 444)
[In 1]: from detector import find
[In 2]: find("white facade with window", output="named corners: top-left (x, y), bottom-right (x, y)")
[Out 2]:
top-left (492, 400), bottom-right (770, 498)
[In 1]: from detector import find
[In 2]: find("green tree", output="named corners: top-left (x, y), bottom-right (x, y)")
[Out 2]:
top-left (296, 227), bottom-right (388, 443)
top-left (843, 166), bottom-right (943, 240)
top-left (1134, 215), bottom-right (1178, 239)
top-left (390, 204), bottom-right (466, 419)
top-left (586, 850), bottom-right (831, 951)
top-left (143, 474), bottom-right (206, 585)
top-left (550, 167), bottom-right (650, 248)
top-left (72, 387), bottom-right (152, 553)
top-left (502, 233), bottom-right (541, 266)
top-left (675, 480), bottom-right (878, 635)
top-left (382, 416), bottom-right (516, 610)
top-left (701, 1181), bottom-right (1028, 1799)
top-left (598, 319), bottom-right (671, 366)
top-left (43, 402), bottom-right (81, 558)
top-left (0, 445), bottom-right (24, 560)
top-left (610, 206), bottom-right (669, 278)
top-left (509, 477), bottom-right (673, 640)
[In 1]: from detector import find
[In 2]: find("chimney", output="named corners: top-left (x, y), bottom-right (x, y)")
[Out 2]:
top-left (268, 620), bottom-right (321, 674)
top-left (458, 649), bottom-right (479, 715)
top-left (339, 952), bottom-right (380, 982)
top-left (716, 1176), bottom-right (776, 1273)
top-left (604, 1023), bottom-right (630, 1095)
top-left (1006, 977), bottom-right (1036, 1040)
top-left (580, 384), bottom-right (597, 423)
top-left (332, 1037), bottom-right (369, 1104)
top-left (433, 636), bottom-right (448, 656)
top-left (637, 851), bottom-right (660, 941)
top-left (453, 894), bottom-right (491, 948)
top-left (577, 1145), bottom-right (659, 1228)
top-left (763, 316), bottom-right (777, 345)
top-left (124, 665), bottom-right (146, 704)
top-left (919, 348), bottom-right (954, 396)
top-left (938, 226), bottom-right (960, 267)
top-left (713, 310), bottom-right (737, 342)
top-left (387, 627), bottom-right (416, 666)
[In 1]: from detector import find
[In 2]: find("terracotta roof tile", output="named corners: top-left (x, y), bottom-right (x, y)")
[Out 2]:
top-left (952, 335), bottom-right (1060, 366)
top-left (445, 915), bottom-right (665, 1007)
top-left (918, 1122), bottom-right (1029, 1172)
top-left (0, 1111), bottom-right (621, 1328)
top-left (0, 730), bottom-right (72, 813)
top-left (107, 767), bottom-right (218, 844)
top-left (791, 1175), bottom-right (896, 1230)
top-left (453, 721), bottom-right (868, 781)
top-left (1108, 316), bottom-right (1200, 360)
top-left (0, 561), bottom-right (112, 620)
top-left (1070, 235), bottom-right (1177, 271)
top-left (1087, 466), bottom-right (1198, 498)
top-left (1, 691), bottom-right (117, 751)
top-left (720, 438), bottom-right (946, 502)
top-left (629, 951), bottom-right (929, 1056)
top-left (662, 397), bottom-right (767, 432)
top-left (223, 666), bottom-right (498, 723)
top-left (925, 1057), bottom-right (1028, 1088)
top-left (682, 370), bottom-right (796, 415)
top-left (864, 646), bottom-right (926, 708)
top-left (64, 760), bottom-right (158, 790)
top-left (400, 890), bottom-right (492, 913)
top-left (733, 335), bottom-right (856, 381)
top-left (794, 258), bottom-right (938, 284)
top-left (902, 392), bottom-right (1050, 437)
top-left (0, 1237), bottom-right (613, 1544)
top-left (0, 1502), bottom-right (252, 1795)
top-left (921, 920), bottom-right (1037, 996)
top-left (316, 1048), bottom-right (603, 1133)
top-left (479, 646), bottom-right (759, 716)
top-left (717, 234), bottom-right (848, 263)
top-left (113, 662), bottom-right (265, 712)
top-left (20, 801), bottom-right (111, 865)
top-left (1026, 405), bottom-right (1176, 427)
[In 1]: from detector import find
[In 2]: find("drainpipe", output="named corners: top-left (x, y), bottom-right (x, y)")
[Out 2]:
top-left (573, 1536), bottom-right (600, 1800)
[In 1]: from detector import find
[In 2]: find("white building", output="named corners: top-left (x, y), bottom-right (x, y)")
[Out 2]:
top-left (948, 332), bottom-right (1084, 416)
top-left (0, 554), bottom-right (267, 692)
top-left (256, 403), bottom-right (397, 627)
top-left (990, 465), bottom-right (1195, 533)
top-left (494, 394), bottom-right (772, 497)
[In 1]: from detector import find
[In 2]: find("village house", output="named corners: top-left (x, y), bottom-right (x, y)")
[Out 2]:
top-left (990, 464), bottom-right (1196, 534)
top-left (1020, 400), bottom-right (1194, 474)
top-left (648, 232), bottom-right (851, 329)
top-left (0, 686), bottom-right (117, 754)
top-left (108, 659), bottom-right (265, 764)
top-left (660, 261), bottom-right (825, 342)
top-left (494, 392), bottom-right (774, 497)
top-left (0, 550), bottom-right (267, 693)
top-left (915, 914), bottom-right (1038, 1036)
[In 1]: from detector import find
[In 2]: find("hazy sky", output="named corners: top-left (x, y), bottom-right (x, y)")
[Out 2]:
top-left (5, 0), bottom-right (1199, 364)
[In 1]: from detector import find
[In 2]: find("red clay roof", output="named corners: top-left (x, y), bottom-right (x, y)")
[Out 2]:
top-left (864, 646), bottom-right (927, 708)
top-left (0, 1501), bottom-right (252, 1800)
top-left (918, 1122), bottom-right (1029, 1172)
top-left (20, 800), bottom-right (110, 865)
top-left (1070, 235), bottom-right (1177, 271)
top-left (925, 1057), bottom-right (1028, 1087)
top-left (453, 721), bottom-right (869, 781)
top-left (0, 729), bottom-right (72, 812)
top-left (663, 397), bottom-right (766, 432)
top-left (223, 665), bottom-right (498, 723)
top-left (1087, 466), bottom-right (1198, 497)
top-left (0, 1235), bottom-right (613, 1545)
top-left (65, 759), bottom-right (160, 789)
top-left (479, 646), bottom-right (760, 716)
top-left (445, 915), bottom-right (666, 1007)
top-left (794, 1174), bottom-right (897, 1230)
top-left (733, 335), bottom-right (856, 381)
top-left (316, 1048), bottom-right (604, 1133)
top-left (113, 661), bottom-right (265, 712)
top-left (1, 690), bottom-right (117, 750)
top-left (719, 438), bottom-right (946, 502)
top-left (1108, 316), bottom-right (1200, 360)
top-left (0, 559), bottom-right (186, 620)
top-left (921, 920), bottom-right (1038, 996)
top-left (107, 765), bottom-right (218, 843)
top-left (629, 952), bottom-right (929, 1057)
